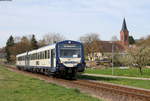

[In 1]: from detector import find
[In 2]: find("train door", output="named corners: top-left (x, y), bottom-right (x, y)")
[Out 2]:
top-left (51, 49), bottom-right (55, 67)
top-left (25, 53), bottom-right (29, 67)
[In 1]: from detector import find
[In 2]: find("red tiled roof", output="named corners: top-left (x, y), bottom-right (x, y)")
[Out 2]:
top-left (100, 41), bottom-right (126, 52)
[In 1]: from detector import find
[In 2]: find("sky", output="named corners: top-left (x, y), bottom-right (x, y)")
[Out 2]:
top-left (0, 0), bottom-right (150, 47)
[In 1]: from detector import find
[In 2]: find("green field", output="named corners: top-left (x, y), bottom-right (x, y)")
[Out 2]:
top-left (85, 68), bottom-right (150, 78)
top-left (78, 75), bottom-right (150, 89)
top-left (0, 65), bottom-right (102, 101)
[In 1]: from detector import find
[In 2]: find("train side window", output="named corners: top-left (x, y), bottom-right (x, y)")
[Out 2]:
top-left (34, 54), bottom-right (36, 60)
top-left (47, 50), bottom-right (50, 59)
top-left (35, 53), bottom-right (36, 60)
top-left (40, 52), bottom-right (42, 59)
top-left (45, 51), bottom-right (47, 59)
top-left (37, 53), bottom-right (39, 59)
top-left (47, 50), bottom-right (49, 59)
top-left (43, 51), bottom-right (45, 59)
top-left (35, 54), bottom-right (36, 60)
top-left (30, 54), bottom-right (32, 60)
top-left (38, 53), bottom-right (40, 59)
top-left (35, 53), bottom-right (37, 60)
top-left (32, 54), bottom-right (33, 60)
top-left (42, 52), bottom-right (43, 59)
top-left (29, 55), bottom-right (30, 60)
top-left (33, 54), bottom-right (34, 60)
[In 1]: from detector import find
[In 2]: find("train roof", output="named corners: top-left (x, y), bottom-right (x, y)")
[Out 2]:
top-left (37, 44), bottom-right (56, 52)
top-left (56, 40), bottom-right (82, 45)
top-left (16, 40), bottom-right (82, 57)
top-left (16, 44), bottom-right (56, 57)
top-left (16, 52), bottom-right (28, 57)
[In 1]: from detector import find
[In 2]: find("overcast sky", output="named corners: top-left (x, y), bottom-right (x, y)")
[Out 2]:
top-left (0, 0), bottom-right (150, 47)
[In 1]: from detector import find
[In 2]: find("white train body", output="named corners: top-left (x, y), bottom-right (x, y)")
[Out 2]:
top-left (16, 40), bottom-right (85, 78)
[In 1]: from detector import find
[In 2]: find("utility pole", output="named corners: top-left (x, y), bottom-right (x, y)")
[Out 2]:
top-left (111, 36), bottom-right (118, 75)
top-left (112, 41), bottom-right (114, 75)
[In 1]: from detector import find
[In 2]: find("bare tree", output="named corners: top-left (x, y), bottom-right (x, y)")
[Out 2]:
top-left (42, 32), bottom-right (65, 45)
top-left (38, 39), bottom-right (47, 47)
top-left (79, 33), bottom-right (101, 57)
top-left (11, 36), bottom-right (32, 56)
top-left (80, 33), bottom-right (100, 43)
top-left (14, 36), bottom-right (21, 43)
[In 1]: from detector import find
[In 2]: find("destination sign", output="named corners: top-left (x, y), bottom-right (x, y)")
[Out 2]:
top-left (59, 44), bottom-right (81, 48)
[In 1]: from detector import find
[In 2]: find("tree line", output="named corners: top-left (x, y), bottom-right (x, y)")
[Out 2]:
top-left (5, 33), bottom-right (65, 63)
top-left (4, 32), bottom-right (139, 63)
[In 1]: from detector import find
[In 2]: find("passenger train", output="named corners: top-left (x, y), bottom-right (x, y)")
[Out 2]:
top-left (16, 40), bottom-right (85, 79)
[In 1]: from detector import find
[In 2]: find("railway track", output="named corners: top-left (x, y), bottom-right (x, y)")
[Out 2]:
top-left (3, 64), bottom-right (150, 101)
top-left (73, 80), bottom-right (150, 101)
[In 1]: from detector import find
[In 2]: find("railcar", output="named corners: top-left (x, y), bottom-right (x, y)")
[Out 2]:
top-left (16, 40), bottom-right (85, 79)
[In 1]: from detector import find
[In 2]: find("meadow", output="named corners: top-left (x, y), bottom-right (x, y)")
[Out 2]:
top-left (85, 68), bottom-right (150, 78)
top-left (0, 65), bottom-right (102, 101)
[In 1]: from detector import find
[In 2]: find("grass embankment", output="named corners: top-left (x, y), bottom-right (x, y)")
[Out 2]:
top-left (0, 65), bottom-right (102, 101)
top-left (78, 75), bottom-right (150, 89)
top-left (85, 68), bottom-right (150, 78)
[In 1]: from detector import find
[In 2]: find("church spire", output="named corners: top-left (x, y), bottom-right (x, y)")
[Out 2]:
top-left (121, 18), bottom-right (128, 31)
top-left (120, 18), bottom-right (129, 46)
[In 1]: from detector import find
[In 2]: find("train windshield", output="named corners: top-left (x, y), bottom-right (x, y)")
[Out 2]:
top-left (59, 44), bottom-right (81, 58)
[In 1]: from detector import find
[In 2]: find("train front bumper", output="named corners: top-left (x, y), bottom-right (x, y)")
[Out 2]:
top-left (57, 63), bottom-right (85, 72)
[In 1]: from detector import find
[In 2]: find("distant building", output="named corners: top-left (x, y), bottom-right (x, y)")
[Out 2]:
top-left (88, 18), bottom-right (129, 61)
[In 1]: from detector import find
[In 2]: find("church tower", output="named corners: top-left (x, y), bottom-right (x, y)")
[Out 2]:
top-left (120, 18), bottom-right (129, 46)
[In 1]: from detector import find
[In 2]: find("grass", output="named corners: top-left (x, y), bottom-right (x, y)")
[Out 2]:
top-left (85, 68), bottom-right (150, 78)
top-left (78, 75), bottom-right (150, 89)
top-left (0, 65), bottom-right (102, 101)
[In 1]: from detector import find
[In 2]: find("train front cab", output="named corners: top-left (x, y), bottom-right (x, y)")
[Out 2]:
top-left (55, 40), bottom-right (85, 77)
